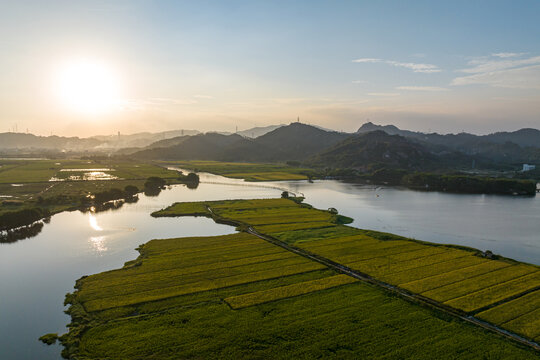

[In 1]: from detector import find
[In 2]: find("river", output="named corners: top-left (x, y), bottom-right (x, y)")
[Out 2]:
top-left (1, 174), bottom-right (539, 359)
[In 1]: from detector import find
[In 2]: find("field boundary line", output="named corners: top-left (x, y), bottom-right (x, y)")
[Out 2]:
top-left (198, 205), bottom-right (540, 353)
top-left (440, 270), bottom-right (540, 303)
top-left (474, 286), bottom-right (540, 318)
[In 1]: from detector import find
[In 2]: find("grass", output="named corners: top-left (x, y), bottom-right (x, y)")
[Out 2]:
top-left (151, 201), bottom-right (210, 216)
top-left (477, 290), bottom-right (540, 325)
top-left (49, 198), bottom-right (540, 357)
top-left (401, 261), bottom-right (512, 294)
top-left (503, 308), bottom-right (540, 341)
top-left (71, 283), bottom-right (540, 359)
top-left (225, 274), bottom-right (358, 309)
top-left (421, 264), bottom-right (537, 303)
top-left (444, 271), bottom-right (540, 312)
top-left (158, 160), bottom-right (312, 181)
top-left (0, 159), bottom-right (179, 184)
top-left (151, 197), bottom-right (540, 342)
top-left (0, 158), bottom-right (182, 218)
top-left (56, 224), bottom-right (539, 359)
top-left (74, 233), bottom-right (326, 312)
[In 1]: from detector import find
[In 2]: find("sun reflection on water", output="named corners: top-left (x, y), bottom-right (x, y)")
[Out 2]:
top-left (89, 213), bottom-right (107, 253)
top-left (90, 236), bottom-right (108, 253)
top-left (89, 213), bottom-right (103, 231)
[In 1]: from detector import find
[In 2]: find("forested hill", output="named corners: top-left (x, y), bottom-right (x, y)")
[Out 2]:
top-left (356, 122), bottom-right (540, 164)
top-left (133, 123), bottom-right (350, 162)
top-left (307, 130), bottom-right (474, 171)
top-left (0, 133), bottom-right (101, 151)
top-left (357, 122), bottom-right (540, 148)
top-left (127, 121), bottom-right (539, 172)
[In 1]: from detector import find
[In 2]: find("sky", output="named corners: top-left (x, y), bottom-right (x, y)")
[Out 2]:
top-left (1, 0), bottom-right (540, 136)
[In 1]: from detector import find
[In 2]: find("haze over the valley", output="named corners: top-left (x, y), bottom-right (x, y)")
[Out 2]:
top-left (1, 1), bottom-right (540, 136)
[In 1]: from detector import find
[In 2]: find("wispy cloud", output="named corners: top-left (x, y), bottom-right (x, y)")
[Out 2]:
top-left (193, 94), bottom-right (214, 99)
top-left (352, 80), bottom-right (368, 84)
top-left (452, 54), bottom-right (540, 89)
top-left (492, 52), bottom-right (526, 58)
top-left (352, 58), bottom-right (381, 63)
top-left (388, 61), bottom-right (441, 73)
top-left (452, 64), bottom-right (540, 89)
top-left (352, 58), bottom-right (441, 73)
top-left (396, 86), bottom-right (448, 92)
top-left (367, 92), bottom-right (400, 96)
top-left (458, 55), bottom-right (540, 74)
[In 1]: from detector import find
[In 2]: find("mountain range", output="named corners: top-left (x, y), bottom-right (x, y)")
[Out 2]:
top-left (133, 123), bottom-right (350, 162)
top-left (2, 121), bottom-right (539, 171)
top-left (132, 122), bottom-right (540, 171)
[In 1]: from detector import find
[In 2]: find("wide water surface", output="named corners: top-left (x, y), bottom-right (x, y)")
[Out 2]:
top-left (1, 174), bottom-right (539, 359)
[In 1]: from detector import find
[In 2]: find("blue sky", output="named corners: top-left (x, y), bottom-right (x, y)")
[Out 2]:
top-left (1, 0), bottom-right (540, 135)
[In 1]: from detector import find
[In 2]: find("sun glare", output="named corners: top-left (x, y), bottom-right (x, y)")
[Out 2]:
top-left (54, 59), bottom-right (121, 114)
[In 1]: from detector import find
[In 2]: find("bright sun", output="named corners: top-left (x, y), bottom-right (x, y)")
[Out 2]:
top-left (54, 59), bottom-right (121, 114)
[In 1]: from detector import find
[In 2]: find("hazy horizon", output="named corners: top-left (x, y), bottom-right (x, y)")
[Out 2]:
top-left (2, 1), bottom-right (540, 137)
top-left (3, 119), bottom-right (540, 140)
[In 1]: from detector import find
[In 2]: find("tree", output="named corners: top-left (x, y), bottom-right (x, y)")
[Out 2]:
top-left (144, 177), bottom-right (166, 190)
top-left (281, 191), bottom-right (289, 198)
top-left (124, 185), bottom-right (139, 196)
top-left (185, 172), bottom-right (199, 183)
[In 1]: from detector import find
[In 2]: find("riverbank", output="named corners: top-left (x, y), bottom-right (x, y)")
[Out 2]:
top-left (48, 197), bottom-right (540, 358)
top-left (0, 158), bottom-right (195, 235)
top-left (158, 160), bottom-right (313, 181)
top-left (156, 160), bottom-right (538, 195)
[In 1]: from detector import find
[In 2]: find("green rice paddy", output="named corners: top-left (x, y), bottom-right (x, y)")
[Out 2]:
top-left (51, 197), bottom-right (540, 358)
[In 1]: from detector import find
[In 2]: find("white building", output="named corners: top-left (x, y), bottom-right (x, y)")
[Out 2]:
top-left (522, 164), bottom-right (536, 172)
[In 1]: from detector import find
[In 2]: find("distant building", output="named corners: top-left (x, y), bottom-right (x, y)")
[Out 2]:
top-left (522, 164), bottom-right (536, 172)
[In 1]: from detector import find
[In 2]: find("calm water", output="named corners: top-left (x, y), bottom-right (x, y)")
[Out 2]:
top-left (1, 175), bottom-right (539, 359)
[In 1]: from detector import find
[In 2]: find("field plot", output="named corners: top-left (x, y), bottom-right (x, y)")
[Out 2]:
top-left (0, 159), bottom-right (179, 185)
top-left (478, 290), bottom-right (540, 327)
top-left (0, 159), bottom-right (182, 219)
top-left (58, 226), bottom-right (539, 359)
top-left (153, 198), bottom-right (540, 342)
top-left (225, 274), bottom-right (358, 309)
top-left (159, 160), bottom-right (311, 181)
top-left (76, 232), bottom-right (327, 312)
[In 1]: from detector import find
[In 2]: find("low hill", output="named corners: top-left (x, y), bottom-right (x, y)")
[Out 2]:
top-left (0, 133), bottom-right (101, 151)
top-left (356, 122), bottom-right (540, 166)
top-left (357, 122), bottom-right (540, 149)
top-left (309, 131), bottom-right (438, 170)
top-left (309, 131), bottom-right (476, 171)
top-left (255, 123), bottom-right (350, 160)
top-left (237, 124), bottom-right (285, 138)
top-left (91, 129), bottom-right (200, 149)
top-left (0, 130), bottom-right (200, 152)
top-left (134, 123), bottom-right (350, 162)
top-left (486, 128), bottom-right (540, 148)
top-left (133, 133), bottom-right (258, 161)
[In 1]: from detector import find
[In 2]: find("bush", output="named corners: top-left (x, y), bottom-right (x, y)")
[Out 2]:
top-left (144, 177), bottom-right (166, 189)
top-left (185, 172), bottom-right (199, 183)
top-left (0, 207), bottom-right (50, 231)
top-left (39, 333), bottom-right (58, 345)
top-left (124, 185), bottom-right (139, 196)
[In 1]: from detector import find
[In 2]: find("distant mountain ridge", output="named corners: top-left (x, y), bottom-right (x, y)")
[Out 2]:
top-left (309, 130), bottom-right (438, 170)
top-left (357, 122), bottom-right (540, 164)
top-left (134, 122), bottom-right (539, 171)
top-left (0, 124), bottom-right (279, 152)
top-left (357, 122), bottom-right (540, 149)
top-left (133, 123), bottom-right (350, 162)
top-left (0, 133), bottom-right (102, 151)
top-left (2, 121), bottom-right (539, 169)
